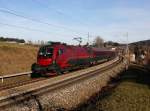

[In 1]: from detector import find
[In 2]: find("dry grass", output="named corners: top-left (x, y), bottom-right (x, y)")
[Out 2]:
top-left (77, 65), bottom-right (150, 111)
top-left (96, 82), bottom-right (150, 111)
top-left (0, 42), bottom-right (38, 75)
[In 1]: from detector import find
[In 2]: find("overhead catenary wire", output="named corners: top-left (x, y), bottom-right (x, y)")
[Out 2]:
top-left (0, 22), bottom-right (50, 33)
top-left (0, 22), bottom-right (74, 37)
top-left (0, 8), bottom-right (70, 30)
top-left (0, 8), bottom-right (86, 36)
top-left (31, 0), bottom-right (66, 16)
top-left (32, 0), bottom-right (89, 26)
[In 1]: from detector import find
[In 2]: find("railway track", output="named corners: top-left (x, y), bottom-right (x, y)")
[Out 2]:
top-left (0, 78), bottom-right (46, 91)
top-left (0, 57), bottom-right (125, 108)
top-left (0, 59), bottom-right (108, 90)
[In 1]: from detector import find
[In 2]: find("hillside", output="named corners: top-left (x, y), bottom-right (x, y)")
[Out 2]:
top-left (130, 39), bottom-right (150, 46)
top-left (0, 42), bottom-right (38, 75)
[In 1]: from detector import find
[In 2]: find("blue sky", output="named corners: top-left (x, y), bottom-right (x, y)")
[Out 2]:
top-left (0, 0), bottom-right (150, 44)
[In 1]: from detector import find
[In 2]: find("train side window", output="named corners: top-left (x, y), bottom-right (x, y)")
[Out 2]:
top-left (58, 49), bottom-right (63, 55)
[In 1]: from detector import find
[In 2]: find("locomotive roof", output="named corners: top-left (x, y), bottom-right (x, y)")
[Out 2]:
top-left (41, 42), bottom-right (113, 51)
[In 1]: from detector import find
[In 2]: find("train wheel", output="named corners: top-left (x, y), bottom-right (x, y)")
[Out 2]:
top-left (56, 69), bottom-right (63, 75)
top-left (31, 72), bottom-right (41, 78)
top-left (55, 65), bottom-right (63, 75)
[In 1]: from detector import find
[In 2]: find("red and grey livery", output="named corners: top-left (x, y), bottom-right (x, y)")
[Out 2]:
top-left (31, 42), bottom-right (116, 77)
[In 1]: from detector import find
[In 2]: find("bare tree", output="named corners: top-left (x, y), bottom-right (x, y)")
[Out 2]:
top-left (27, 40), bottom-right (33, 45)
top-left (40, 40), bottom-right (45, 45)
top-left (93, 36), bottom-right (104, 48)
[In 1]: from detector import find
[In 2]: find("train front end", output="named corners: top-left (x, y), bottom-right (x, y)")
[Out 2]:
top-left (31, 45), bottom-right (56, 77)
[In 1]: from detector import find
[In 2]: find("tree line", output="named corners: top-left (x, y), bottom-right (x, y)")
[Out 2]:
top-left (0, 37), bottom-right (25, 43)
top-left (0, 36), bottom-right (120, 47)
top-left (92, 36), bottom-right (120, 48)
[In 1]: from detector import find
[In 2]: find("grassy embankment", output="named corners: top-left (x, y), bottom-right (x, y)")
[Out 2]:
top-left (0, 42), bottom-right (38, 75)
top-left (78, 65), bottom-right (150, 111)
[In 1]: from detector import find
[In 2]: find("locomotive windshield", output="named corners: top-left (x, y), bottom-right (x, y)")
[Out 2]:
top-left (38, 46), bottom-right (53, 57)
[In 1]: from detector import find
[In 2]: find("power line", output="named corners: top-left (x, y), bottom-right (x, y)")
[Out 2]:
top-left (0, 22), bottom-right (73, 37)
top-left (32, 0), bottom-right (88, 26)
top-left (0, 22), bottom-right (44, 32)
top-left (0, 8), bottom-right (67, 29)
top-left (31, 0), bottom-right (65, 15)
top-left (0, 8), bottom-right (85, 36)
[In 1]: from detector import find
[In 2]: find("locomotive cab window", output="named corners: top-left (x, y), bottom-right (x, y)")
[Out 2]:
top-left (38, 46), bottom-right (53, 57)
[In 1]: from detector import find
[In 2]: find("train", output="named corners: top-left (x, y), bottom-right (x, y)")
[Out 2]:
top-left (31, 42), bottom-right (116, 77)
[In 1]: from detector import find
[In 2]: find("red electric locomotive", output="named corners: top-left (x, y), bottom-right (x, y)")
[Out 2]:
top-left (31, 42), bottom-right (116, 77)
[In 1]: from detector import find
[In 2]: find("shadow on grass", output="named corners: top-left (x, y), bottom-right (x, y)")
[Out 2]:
top-left (73, 64), bottom-right (150, 111)
top-left (120, 64), bottom-right (150, 87)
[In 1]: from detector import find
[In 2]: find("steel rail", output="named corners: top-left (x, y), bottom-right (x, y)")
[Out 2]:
top-left (0, 58), bottom-right (108, 84)
top-left (0, 78), bottom-right (46, 91)
top-left (0, 59), bottom-right (108, 83)
top-left (0, 71), bottom-right (31, 83)
top-left (0, 57), bottom-right (124, 108)
top-left (31, 57), bottom-right (122, 96)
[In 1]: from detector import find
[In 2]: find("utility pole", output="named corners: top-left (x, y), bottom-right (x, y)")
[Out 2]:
top-left (125, 32), bottom-right (129, 69)
top-left (126, 32), bottom-right (129, 54)
top-left (87, 32), bottom-right (90, 46)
